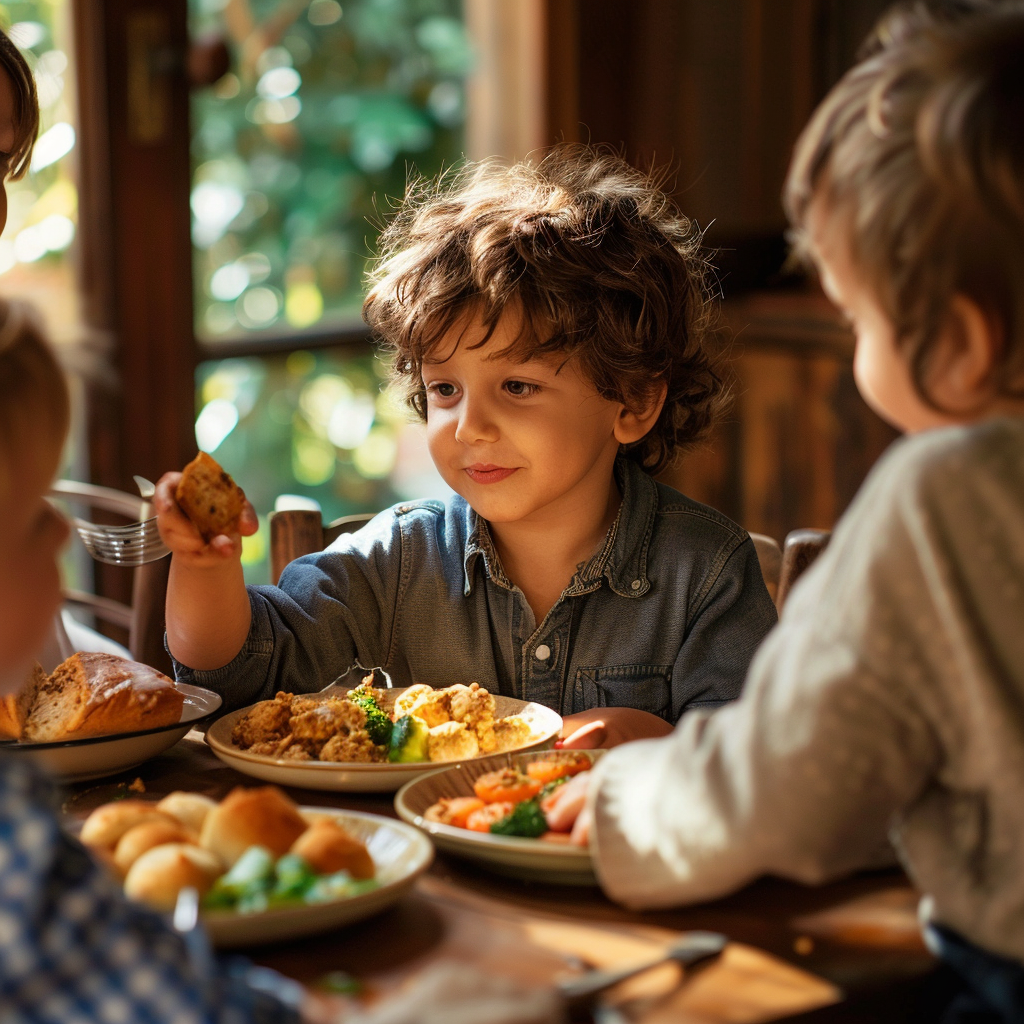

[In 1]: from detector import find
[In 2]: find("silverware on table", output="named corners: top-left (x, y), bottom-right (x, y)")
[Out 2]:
top-left (557, 930), bottom-right (727, 1008)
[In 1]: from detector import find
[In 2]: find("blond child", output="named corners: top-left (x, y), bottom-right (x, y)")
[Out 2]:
top-left (158, 147), bottom-right (777, 744)
top-left (548, 4), bottom-right (1024, 1018)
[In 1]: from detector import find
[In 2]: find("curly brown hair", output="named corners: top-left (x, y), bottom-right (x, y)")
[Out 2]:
top-left (785, 2), bottom-right (1024, 410)
top-left (0, 27), bottom-right (40, 181)
top-left (363, 145), bottom-right (727, 475)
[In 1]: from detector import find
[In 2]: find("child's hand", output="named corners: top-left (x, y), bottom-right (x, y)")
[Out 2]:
top-left (154, 471), bottom-right (258, 566)
top-left (543, 770), bottom-right (593, 845)
top-left (556, 707), bottom-right (673, 750)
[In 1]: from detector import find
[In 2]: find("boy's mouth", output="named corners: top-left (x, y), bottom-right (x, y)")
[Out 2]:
top-left (464, 464), bottom-right (517, 484)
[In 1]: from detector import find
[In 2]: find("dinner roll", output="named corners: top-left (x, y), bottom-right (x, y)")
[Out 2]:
top-left (123, 843), bottom-right (223, 912)
top-left (199, 785), bottom-right (308, 867)
top-left (289, 818), bottom-right (375, 879)
top-left (113, 820), bottom-right (198, 875)
top-left (80, 800), bottom-right (178, 849)
top-left (156, 791), bottom-right (217, 833)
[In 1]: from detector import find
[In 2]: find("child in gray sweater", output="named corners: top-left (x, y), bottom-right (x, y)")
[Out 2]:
top-left (550, 4), bottom-right (1024, 1019)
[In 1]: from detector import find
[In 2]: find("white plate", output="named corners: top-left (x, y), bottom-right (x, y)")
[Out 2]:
top-left (203, 807), bottom-right (433, 948)
top-left (1, 683), bottom-right (222, 782)
top-left (206, 690), bottom-right (562, 794)
top-left (394, 749), bottom-right (603, 885)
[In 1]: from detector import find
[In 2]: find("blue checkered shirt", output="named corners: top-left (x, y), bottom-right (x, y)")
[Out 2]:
top-left (0, 755), bottom-right (303, 1024)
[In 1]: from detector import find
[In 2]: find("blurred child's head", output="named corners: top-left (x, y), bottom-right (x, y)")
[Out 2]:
top-left (0, 28), bottom-right (40, 231)
top-left (364, 145), bottom-right (726, 476)
top-left (0, 300), bottom-right (70, 690)
top-left (785, 3), bottom-right (1024, 432)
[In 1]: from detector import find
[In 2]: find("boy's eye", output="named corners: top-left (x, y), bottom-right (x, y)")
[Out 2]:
top-left (426, 381), bottom-right (457, 399)
top-left (504, 380), bottom-right (540, 398)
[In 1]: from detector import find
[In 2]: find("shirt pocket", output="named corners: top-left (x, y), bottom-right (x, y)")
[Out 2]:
top-left (572, 665), bottom-right (673, 719)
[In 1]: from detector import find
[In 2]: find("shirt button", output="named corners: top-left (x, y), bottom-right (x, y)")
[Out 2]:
top-left (535, 644), bottom-right (551, 661)
top-left (631, 579), bottom-right (642, 590)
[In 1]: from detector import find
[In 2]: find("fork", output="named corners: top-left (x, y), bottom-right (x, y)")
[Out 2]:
top-left (73, 475), bottom-right (171, 566)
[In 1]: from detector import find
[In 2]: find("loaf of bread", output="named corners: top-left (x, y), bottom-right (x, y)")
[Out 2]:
top-left (0, 662), bottom-right (46, 740)
top-left (22, 653), bottom-right (184, 743)
top-left (175, 451), bottom-right (246, 541)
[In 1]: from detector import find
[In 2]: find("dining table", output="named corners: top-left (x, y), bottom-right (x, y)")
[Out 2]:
top-left (60, 729), bottom-right (944, 1024)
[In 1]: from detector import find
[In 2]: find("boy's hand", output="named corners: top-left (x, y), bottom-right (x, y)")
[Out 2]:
top-left (543, 770), bottom-right (593, 845)
top-left (556, 707), bottom-right (673, 750)
top-left (154, 471), bottom-right (258, 567)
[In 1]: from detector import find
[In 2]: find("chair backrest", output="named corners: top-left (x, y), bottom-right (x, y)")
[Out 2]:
top-left (748, 532), bottom-right (782, 606)
top-left (776, 528), bottom-right (831, 611)
top-left (269, 509), bottom-right (376, 585)
top-left (49, 481), bottom-right (172, 674)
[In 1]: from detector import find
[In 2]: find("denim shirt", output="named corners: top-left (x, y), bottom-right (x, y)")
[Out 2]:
top-left (175, 459), bottom-right (777, 722)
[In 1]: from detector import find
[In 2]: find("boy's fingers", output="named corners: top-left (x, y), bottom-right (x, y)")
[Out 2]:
top-left (570, 806), bottom-right (592, 846)
top-left (239, 501), bottom-right (259, 534)
top-left (559, 720), bottom-right (607, 749)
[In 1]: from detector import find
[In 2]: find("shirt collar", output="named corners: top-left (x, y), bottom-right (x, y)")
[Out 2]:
top-left (461, 456), bottom-right (656, 599)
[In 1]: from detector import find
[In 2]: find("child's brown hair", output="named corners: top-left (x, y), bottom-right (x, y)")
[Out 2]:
top-left (0, 301), bottom-right (69, 502)
top-left (363, 144), bottom-right (726, 475)
top-left (785, 3), bottom-right (1024, 407)
top-left (0, 28), bottom-right (39, 179)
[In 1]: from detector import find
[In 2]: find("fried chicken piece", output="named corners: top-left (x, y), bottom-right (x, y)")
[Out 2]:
top-left (279, 744), bottom-right (312, 761)
top-left (247, 734), bottom-right (295, 757)
top-left (289, 699), bottom-right (366, 756)
top-left (427, 720), bottom-right (479, 762)
top-left (492, 714), bottom-right (535, 753)
top-left (447, 682), bottom-right (497, 753)
top-left (231, 692), bottom-right (294, 749)
top-left (319, 729), bottom-right (387, 763)
top-left (395, 686), bottom-right (451, 728)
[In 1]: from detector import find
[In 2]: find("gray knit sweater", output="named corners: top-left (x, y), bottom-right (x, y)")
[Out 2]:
top-left (591, 417), bottom-right (1024, 962)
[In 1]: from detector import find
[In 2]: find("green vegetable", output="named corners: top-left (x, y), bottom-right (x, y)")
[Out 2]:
top-left (538, 776), bottom-right (570, 800)
top-left (388, 714), bottom-right (430, 763)
top-left (271, 854), bottom-right (317, 902)
top-left (490, 799), bottom-right (548, 838)
top-left (305, 871), bottom-right (379, 904)
top-left (347, 686), bottom-right (393, 747)
top-left (203, 845), bottom-right (276, 909)
top-left (316, 972), bottom-right (362, 996)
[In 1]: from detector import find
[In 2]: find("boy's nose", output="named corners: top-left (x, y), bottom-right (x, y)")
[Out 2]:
top-left (454, 395), bottom-right (500, 444)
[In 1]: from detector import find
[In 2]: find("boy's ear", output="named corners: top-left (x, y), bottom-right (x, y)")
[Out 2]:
top-left (613, 381), bottom-right (668, 445)
top-left (931, 294), bottom-right (1003, 410)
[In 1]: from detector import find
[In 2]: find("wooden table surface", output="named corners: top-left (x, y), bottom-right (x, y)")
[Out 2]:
top-left (61, 732), bottom-right (940, 1023)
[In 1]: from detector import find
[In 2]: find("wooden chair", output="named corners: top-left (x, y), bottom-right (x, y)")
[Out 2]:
top-left (776, 528), bottom-right (831, 611)
top-left (49, 481), bottom-right (172, 674)
top-left (269, 509), bottom-right (376, 585)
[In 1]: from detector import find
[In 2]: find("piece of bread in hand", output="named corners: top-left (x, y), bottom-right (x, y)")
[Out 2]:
top-left (199, 785), bottom-right (309, 867)
top-left (0, 662), bottom-right (46, 740)
top-left (175, 451), bottom-right (246, 541)
top-left (23, 653), bottom-right (184, 743)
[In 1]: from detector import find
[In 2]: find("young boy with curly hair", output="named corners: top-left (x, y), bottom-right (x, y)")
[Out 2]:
top-left (548, 3), bottom-right (1024, 1017)
top-left (159, 147), bottom-right (777, 743)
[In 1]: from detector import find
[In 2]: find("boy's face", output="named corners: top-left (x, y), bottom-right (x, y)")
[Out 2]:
top-left (810, 205), bottom-right (954, 434)
top-left (0, 446), bottom-right (69, 695)
top-left (421, 311), bottom-right (628, 528)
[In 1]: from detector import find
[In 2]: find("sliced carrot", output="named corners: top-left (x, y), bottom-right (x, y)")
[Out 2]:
top-left (424, 796), bottom-right (485, 828)
top-left (465, 802), bottom-right (516, 832)
top-left (525, 753), bottom-right (591, 784)
top-left (473, 769), bottom-right (543, 805)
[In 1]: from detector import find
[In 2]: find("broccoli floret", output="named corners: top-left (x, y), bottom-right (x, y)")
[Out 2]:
top-left (347, 686), bottom-right (393, 747)
top-left (489, 799), bottom-right (548, 838)
top-left (388, 714), bottom-right (430, 763)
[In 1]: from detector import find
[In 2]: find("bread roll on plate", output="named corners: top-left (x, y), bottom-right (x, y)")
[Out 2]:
top-left (290, 818), bottom-right (375, 879)
top-left (200, 785), bottom-right (308, 867)
top-left (80, 800), bottom-right (179, 849)
top-left (113, 820), bottom-right (198, 875)
top-left (156, 791), bottom-right (217, 833)
top-left (123, 843), bottom-right (223, 912)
